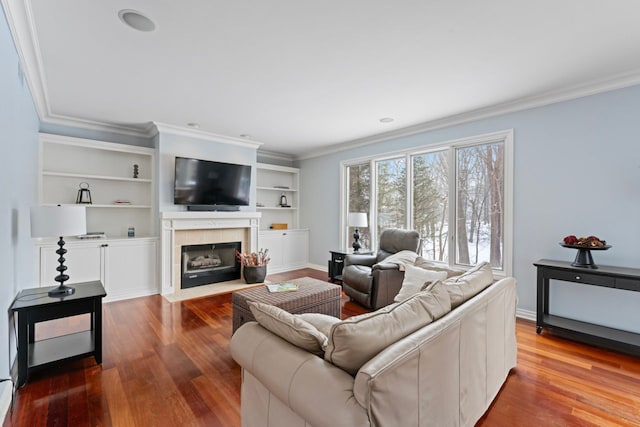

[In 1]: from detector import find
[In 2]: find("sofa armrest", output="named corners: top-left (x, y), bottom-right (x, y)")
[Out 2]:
top-left (231, 322), bottom-right (369, 426)
top-left (344, 253), bottom-right (377, 267)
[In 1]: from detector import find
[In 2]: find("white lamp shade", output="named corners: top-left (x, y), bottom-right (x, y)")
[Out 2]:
top-left (348, 212), bottom-right (368, 228)
top-left (30, 205), bottom-right (87, 238)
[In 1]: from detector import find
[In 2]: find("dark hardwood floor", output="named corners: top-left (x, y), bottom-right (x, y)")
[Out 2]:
top-left (4, 269), bottom-right (640, 426)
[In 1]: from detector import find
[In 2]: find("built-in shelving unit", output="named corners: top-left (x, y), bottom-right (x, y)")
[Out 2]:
top-left (39, 133), bottom-right (156, 238)
top-left (37, 133), bottom-right (159, 301)
top-left (256, 163), bottom-right (300, 230)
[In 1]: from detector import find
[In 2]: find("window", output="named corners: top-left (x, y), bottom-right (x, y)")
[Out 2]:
top-left (341, 130), bottom-right (513, 274)
top-left (346, 163), bottom-right (371, 250)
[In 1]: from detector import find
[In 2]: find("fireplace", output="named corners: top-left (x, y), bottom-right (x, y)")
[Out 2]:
top-left (181, 242), bottom-right (241, 289)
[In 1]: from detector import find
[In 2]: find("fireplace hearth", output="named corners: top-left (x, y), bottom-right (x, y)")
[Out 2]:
top-left (181, 242), bottom-right (241, 289)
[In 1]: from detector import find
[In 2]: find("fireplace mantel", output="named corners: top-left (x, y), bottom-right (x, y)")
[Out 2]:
top-left (160, 211), bottom-right (261, 295)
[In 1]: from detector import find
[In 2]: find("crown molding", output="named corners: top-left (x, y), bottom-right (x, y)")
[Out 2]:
top-left (152, 122), bottom-right (263, 149)
top-left (296, 69), bottom-right (640, 160)
top-left (257, 149), bottom-right (295, 162)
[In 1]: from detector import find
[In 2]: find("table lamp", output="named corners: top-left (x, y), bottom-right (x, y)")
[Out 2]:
top-left (30, 205), bottom-right (87, 297)
top-left (348, 212), bottom-right (368, 252)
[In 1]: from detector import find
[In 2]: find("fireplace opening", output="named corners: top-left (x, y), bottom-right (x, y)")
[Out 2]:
top-left (181, 242), bottom-right (241, 289)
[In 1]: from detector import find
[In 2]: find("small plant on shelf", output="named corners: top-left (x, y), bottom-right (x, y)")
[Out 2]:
top-left (236, 249), bottom-right (270, 266)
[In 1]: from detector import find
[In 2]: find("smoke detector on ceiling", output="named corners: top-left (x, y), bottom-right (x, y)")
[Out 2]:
top-left (118, 10), bottom-right (156, 32)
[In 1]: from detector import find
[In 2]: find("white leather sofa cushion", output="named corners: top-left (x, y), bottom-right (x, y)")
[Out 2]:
top-left (443, 261), bottom-right (494, 308)
top-left (394, 263), bottom-right (448, 302)
top-left (325, 281), bottom-right (451, 375)
top-left (414, 256), bottom-right (465, 278)
top-left (248, 301), bottom-right (328, 356)
top-left (298, 312), bottom-right (342, 337)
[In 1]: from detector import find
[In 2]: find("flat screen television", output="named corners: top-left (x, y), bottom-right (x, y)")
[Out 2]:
top-left (174, 156), bottom-right (251, 207)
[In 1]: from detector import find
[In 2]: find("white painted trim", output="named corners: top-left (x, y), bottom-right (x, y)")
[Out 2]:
top-left (6, 0), bottom-right (640, 155)
top-left (257, 150), bottom-right (295, 163)
top-left (306, 263), bottom-right (327, 272)
top-left (153, 122), bottom-right (263, 149)
top-left (296, 70), bottom-right (640, 160)
top-left (0, 381), bottom-right (12, 426)
top-left (256, 162), bottom-right (299, 174)
top-left (516, 308), bottom-right (536, 322)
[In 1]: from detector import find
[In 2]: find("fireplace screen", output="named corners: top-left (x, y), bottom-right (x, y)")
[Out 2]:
top-left (181, 242), bottom-right (241, 288)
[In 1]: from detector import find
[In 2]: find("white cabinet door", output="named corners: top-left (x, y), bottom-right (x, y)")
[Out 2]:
top-left (259, 231), bottom-right (285, 272)
top-left (259, 230), bottom-right (309, 274)
top-left (38, 238), bottom-right (158, 302)
top-left (282, 230), bottom-right (309, 268)
top-left (105, 239), bottom-right (158, 301)
top-left (39, 241), bottom-right (104, 286)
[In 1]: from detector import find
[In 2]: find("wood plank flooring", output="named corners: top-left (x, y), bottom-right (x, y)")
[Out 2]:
top-left (4, 268), bottom-right (640, 426)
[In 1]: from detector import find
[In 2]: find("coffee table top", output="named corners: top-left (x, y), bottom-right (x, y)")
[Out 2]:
top-left (232, 277), bottom-right (341, 311)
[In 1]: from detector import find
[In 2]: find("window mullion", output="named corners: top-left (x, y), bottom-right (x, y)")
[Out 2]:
top-left (448, 147), bottom-right (457, 266)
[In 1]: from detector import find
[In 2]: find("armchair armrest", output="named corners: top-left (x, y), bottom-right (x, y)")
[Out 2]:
top-left (372, 262), bottom-right (400, 271)
top-left (344, 253), bottom-right (377, 267)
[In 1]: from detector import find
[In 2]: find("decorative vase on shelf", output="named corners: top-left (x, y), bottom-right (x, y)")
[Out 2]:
top-left (243, 265), bottom-right (267, 284)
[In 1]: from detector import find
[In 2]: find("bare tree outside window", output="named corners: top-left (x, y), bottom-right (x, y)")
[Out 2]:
top-left (412, 151), bottom-right (448, 261)
top-left (347, 163), bottom-right (371, 250)
top-left (455, 142), bottom-right (504, 269)
top-left (376, 157), bottom-right (407, 236)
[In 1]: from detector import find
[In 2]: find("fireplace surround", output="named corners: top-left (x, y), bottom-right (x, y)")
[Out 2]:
top-left (160, 211), bottom-right (261, 295)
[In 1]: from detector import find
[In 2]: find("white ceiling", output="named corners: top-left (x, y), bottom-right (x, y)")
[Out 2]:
top-left (5, 0), bottom-right (640, 158)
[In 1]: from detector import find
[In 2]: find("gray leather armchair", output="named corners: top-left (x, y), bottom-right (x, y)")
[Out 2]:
top-left (342, 228), bottom-right (421, 309)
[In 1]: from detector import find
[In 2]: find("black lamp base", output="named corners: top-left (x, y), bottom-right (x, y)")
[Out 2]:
top-left (48, 284), bottom-right (75, 297)
top-left (352, 228), bottom-right (361, 253)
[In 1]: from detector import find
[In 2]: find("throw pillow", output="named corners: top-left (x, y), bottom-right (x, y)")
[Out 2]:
top-left (248, 301), bottom-right (328, 356)
top-left (394, 264), bottom-right (447, 302)
top-left (325, 281), bottom-right (451, 376)
top-left (443, 261), bottom-right (494, 308)
top-left (298, 312), bottom-right (342, 338)
top-left (414, 257), bottom-right (465, 278)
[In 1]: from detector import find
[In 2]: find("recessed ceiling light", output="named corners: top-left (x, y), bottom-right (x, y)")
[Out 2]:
top-left (187, 122), bottom-right (200, 129)
top-left (379, 117), bottom-right (395, 123)
top-left (118, 10), bottom-right (156, 32)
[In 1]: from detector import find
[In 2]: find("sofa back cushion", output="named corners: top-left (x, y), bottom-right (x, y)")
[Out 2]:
top-left (394, 264), bottom-right (448, 302)
top-left (443, 261), bottom-right (494, 308)
top-left (248, 301), bottom-right (328, 356)
top-left (413, 257), bottom-right (465, 278)
top-left (325, 281), bottom-right (451, 375)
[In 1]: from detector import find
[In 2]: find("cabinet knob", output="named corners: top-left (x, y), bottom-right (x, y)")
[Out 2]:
top-left (575, 275), bottom-right (581, 280)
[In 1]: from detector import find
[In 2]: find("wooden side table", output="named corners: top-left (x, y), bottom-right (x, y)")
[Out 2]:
top-left (10, 281), bottom-right (107, 387)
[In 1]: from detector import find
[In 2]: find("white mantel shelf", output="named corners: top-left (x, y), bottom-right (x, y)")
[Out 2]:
top-left (160, 210), bottom-right (262, 295)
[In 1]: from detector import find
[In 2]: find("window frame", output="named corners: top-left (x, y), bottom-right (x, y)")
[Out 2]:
top-left (340, 129), bottom-right (513, 277)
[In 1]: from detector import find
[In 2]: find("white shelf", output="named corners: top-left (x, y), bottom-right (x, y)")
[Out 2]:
top-left (257, 207), bottom-right (298, 211)
top-left (43, 171), bottom-right (152, 183)
top-left (256, 186), bottom-right (298, 192)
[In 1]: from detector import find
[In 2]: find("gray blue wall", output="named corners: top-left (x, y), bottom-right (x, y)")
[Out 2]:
top-left (298, 85), bottom-right (640, 332)
top-left (0, 8), bottom-right (40, 387)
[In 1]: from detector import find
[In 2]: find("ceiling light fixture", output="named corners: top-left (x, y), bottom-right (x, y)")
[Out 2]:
top-left (379, 117), bottom-right (395, 123)
top-left (118, 10), bottom-right (156, 32)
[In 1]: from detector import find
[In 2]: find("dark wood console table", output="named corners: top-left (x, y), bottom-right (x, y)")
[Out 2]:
top-left (10, 281), bottom-right (107, 387)
top-left (534, 259), bottom-right (640, 356)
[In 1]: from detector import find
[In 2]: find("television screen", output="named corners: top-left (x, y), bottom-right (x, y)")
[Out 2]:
top-left (174, 157), bottom-right (251, 206)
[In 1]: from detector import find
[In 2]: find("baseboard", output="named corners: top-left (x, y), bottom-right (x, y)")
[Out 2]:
top-left (0, 381), bottom-right (12, 425)
top-left (516, 308), bottom-right (536, 321)
top-left (306, 263), bottom-right (327, 272)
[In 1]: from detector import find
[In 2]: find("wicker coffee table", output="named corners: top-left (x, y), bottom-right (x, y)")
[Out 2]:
top-left (232, 277), bottom-right (342, 333)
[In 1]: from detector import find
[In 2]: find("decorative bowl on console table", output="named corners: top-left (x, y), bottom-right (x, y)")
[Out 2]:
top-left (560, 235), bottom-right (610, 269)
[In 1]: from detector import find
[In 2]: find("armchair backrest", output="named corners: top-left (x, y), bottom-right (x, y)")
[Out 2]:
top-left (376, 229), bottom-right (421, 262)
